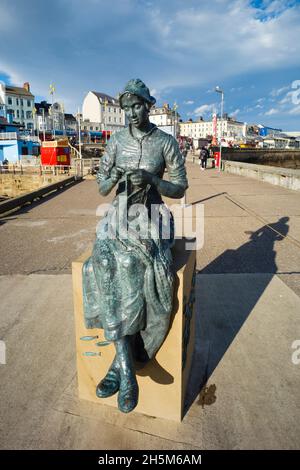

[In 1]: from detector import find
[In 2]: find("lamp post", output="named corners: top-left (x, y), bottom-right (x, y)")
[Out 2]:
top-left (104, 98), bottom-right (108, 144)
top-left (173, 102), bottom-right (178, 140)
top-left (49, 83), bottom-right (56, 139)
top-left (42, 107), bottom-right (46, 142)
top-left (215, 86), bottom-right (224, 172)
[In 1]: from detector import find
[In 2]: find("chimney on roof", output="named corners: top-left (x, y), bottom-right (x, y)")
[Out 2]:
top-left (23, 82), bottom-right (30, 92)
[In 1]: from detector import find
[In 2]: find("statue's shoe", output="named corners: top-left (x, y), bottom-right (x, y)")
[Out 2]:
top-left (118, 379), bottom-right (139, 413)
top-left (96, 368), bottom-right (120, 398)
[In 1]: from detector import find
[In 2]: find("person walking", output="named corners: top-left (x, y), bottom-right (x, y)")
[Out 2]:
top-left (200, 146), bottom-right (209, 170)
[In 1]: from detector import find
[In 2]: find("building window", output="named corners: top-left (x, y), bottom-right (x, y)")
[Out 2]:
top-left (114, 108), bottom-right (116, 113)
top-left (21, 110), bottom-right (24, 118)
top-left (27, 100), bottom-right (31, 107)
top-left (95, 127), bottom-right (99, 131)
top-left (16, 98), bottom-right (19, 106)
top-left (84, 126), bottom-right (87, 130)
top-left (20, 99), bottom-right (23, 106)
top-left (90, 126), bottom-right (93, 130)
top-left (119, 118), bottom-right (122, 123)
top-left (22, 146), bottom-right (28, 155)
top-left (26, 111), bottom-right (32, 119)
top-left (108, 117), bottom-right (111, 122)
top-left (114, 117), bottom-right (116, 123)
top-left (8, 97), bottom-right (12, 105)
top-left (17, 110), bottom-right (20, 118)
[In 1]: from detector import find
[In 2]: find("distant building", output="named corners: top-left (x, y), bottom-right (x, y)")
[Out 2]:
top-left (180, 116), bottom-right (245, 143)
top-left (149, 103), bottom-right (179, 127)
top-left (35, 101), bottom-right (77, 134)
top-left (0, 116), bottom-right (39, 162)
top-left (261, 133), bottom-right (300, 149)
top-left (0, 89), bottom-right (5, 118)
top-left (82, 91), bottom-right (125, 132)
top-left (283, 131), bottom-right (300, 138)
top-left (0, 82), bottom-right (35, 131)
top-left (64, 113), bottom-right (77, 132)
top-left (257, 125), bottom-right (282, 137)
top-left (35, 101), bottom-right (52, 132)
top-left (246, 124), bottom-right (260, 136)
top-left (49, 102), bottom-right (65, 132)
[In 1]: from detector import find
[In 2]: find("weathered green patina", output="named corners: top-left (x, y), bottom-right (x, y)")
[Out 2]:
top-left (82, 79), bottom-right (188, 413)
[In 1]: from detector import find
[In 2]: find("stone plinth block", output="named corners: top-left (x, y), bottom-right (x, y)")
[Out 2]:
top-left (72, 241), bottom-right (196, 421)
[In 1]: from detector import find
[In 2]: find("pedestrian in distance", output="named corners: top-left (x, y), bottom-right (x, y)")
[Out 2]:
top-left (200, 146), bottom-right (209, 170)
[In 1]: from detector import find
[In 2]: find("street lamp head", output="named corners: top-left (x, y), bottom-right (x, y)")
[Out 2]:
top-left (215, 86), bottom-right (223, 94)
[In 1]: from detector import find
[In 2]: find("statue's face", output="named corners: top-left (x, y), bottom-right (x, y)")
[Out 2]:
top-left (122, 94), bottom-right (149, 129)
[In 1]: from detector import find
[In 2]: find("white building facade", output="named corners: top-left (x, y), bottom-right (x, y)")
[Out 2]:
top-left (0, 82), bottom-right (35, 131)
top-left (180, 117), bottom-right (245, 142)
top-left (149, 103), bottom-right (179, 127)
top-left (261, 134), bottom-right (300, 149)
top-left (82, 91), bottom-right (125, 132)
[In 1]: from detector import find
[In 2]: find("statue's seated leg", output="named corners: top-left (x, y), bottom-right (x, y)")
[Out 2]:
top-left (96, 356), bottom-right (120, 398)
top-left (115, 336), bottom-right (139, 413)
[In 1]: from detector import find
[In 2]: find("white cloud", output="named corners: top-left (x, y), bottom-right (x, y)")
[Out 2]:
top-left (279, 90), bottom-right (294, 105)
top-left (150, 88), bottom-right (162, 101)
top-left (231, 108), bottom-right (240, 116)
top-left (0, 0), bottom-right (300, 115)
top-left (184, 100), bottom-right (194, 105)
top-left (0, 61), bottom-right (23, 87)
top-left (257, 82), bottom-right (300, 118)
top-left (146, 0), bottom-right (300, 89)
top-left (289, 106), bottom-right (300, 115)
top-left (194, 103), bottom-right (216, 116)
top-left (270, 85), bottom-right (290, 97)
top-left (265, 108), bottom-right (279, 115)
top-left (230, 87), bottom-right (243, 93)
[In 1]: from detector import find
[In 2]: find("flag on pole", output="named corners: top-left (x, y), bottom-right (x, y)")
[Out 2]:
top-left (49, 83), bottom-right (56, 95)
top-left (212, 113), bottom-right (217, 146)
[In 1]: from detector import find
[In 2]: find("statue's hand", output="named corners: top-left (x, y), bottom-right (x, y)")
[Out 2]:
top-left (110, 167), bottom-right (124, 184)
top-left (130, 169), bottom-right (154, 187)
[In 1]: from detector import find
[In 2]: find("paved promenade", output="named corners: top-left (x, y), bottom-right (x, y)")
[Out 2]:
top-left (0, 161), bottom-right (300, 449)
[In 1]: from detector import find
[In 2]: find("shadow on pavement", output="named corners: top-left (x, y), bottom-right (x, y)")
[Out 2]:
top-left (190, 192), bottom-right (226, 206)
top-left (184, 216), bottom-right (289, 415)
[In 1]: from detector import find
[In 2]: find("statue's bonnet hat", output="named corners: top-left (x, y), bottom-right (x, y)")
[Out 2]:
top-left (119, 79), bottom-right (156, 108)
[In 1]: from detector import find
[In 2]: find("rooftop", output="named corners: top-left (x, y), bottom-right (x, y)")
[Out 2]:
top-left (5, 85), bottom-right (34, 98)
top-left (91, 92), bottom-right (119, 105)
top-left (35, 101), bottom-right (51, 114)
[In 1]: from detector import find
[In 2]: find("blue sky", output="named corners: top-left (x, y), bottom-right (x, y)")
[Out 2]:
top-left (1, 0), bottom-right (300, 130)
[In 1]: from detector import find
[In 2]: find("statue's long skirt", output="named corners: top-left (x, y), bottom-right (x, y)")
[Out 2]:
top-left (82, 202), bottom-right (174, 359)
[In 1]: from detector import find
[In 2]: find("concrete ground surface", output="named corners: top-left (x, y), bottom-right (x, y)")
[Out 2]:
top-left (0, 160), bottom-right (300, 449)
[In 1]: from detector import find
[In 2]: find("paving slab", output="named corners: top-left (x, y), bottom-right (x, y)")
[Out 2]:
top-left (1, 161), bottom-right (300, 449)
top-left (0, 273), bottom-right (299, 449)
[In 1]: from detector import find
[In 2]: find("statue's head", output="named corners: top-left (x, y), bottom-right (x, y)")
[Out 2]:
top-left (119, 79), bottom-right (156, 129)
